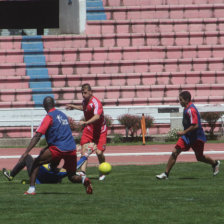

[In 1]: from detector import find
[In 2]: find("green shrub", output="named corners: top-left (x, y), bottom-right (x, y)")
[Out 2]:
top-left (167, 128), bottom-right (181, 141)
top-left (144, 115), bottom-right (154, 129)
top-left (200, 112), bottom-right (223, 138)
top-left (105, 114), bottom-right (113, 127)
top-left (118, 114), bottom-right (154, 138)
top-left (118, 114), bottom-right (141, 138)
top-left (110, 133), bottom-right (123, 144)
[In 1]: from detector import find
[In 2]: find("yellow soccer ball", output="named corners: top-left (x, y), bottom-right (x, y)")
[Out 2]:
top-left (98, 162), bottom-right (112, 175)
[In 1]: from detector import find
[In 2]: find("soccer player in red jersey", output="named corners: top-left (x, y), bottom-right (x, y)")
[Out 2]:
top-left (156, 91), bottom-right (220, 179)
top-left (21, 96), bottom-right (92, 195)
top-left (66, 83), bottom-right (107, 180)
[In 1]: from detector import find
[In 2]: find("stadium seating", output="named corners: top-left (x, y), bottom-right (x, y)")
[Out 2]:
top-left (1, 0), bottom-right (224, 137)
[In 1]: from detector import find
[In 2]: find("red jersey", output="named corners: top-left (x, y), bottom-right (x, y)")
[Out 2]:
top-left (82, 96), bottom-right (106, 133)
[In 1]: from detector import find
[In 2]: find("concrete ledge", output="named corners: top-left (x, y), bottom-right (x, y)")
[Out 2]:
top-left (0, 138), bottom-right (31, 147)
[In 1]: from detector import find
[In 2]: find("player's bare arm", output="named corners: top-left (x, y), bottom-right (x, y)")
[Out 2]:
top-left (79, 114), bottom-right (100, 126)
top-left (177, 123), bottom-right (198, 136)
top-left (65, 104), bottom-right (83, 111)
top-left (19, 132), bottom-right (42, 162)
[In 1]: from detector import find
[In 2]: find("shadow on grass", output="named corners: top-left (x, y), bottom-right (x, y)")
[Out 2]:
top-left (38, 192), bottom-right (74, 195)
top-left (178, 177), bottom-right (199, 180)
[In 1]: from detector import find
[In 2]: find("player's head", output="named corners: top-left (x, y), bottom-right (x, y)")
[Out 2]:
top-left (43, 96), bottom-right (55, 112)
top-left (81, 83), bottom-right (92, 101)
top-left (179, 91), bottom-right (191, 107)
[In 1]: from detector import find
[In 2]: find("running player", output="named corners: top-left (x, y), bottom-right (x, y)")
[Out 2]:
top-left (66, 83), bottom-right (107, 180)
top-left (156, 91), bottom-right (220, 179)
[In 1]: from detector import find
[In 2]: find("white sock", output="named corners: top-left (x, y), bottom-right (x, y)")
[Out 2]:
top-left (27, 186), bottom-right (35, 194)
top-left (81, 176), bottom-right (86, 185)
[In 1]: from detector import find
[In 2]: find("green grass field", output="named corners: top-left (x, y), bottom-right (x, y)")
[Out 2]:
top-left (0, 162), bottom-right (223, 224)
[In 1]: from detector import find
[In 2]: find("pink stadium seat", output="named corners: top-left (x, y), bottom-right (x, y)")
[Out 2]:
top-left (104, 0), bottom-right (121, 7)
top-left (146, 35), bottom-right (161, 46)
top-left (50, 75), bottom-right (66, 88)
top-left (150, 85), bottom-right (165, 98)
top-left (164, 60), bottom-right (179, 72)
top-left (172, 75), bottom-right (186, 85)
top-left (206, 35), bottom-right (219, 45)
top-left (156, 73), bottom-right (171, 85)
top-left (90, 62), bottom-right (105, 74)
top-left (175, 35), bottom-right (189, 46)
top-left (126, 73), bottom-right (141, 85)
top-left (96, 74), bottom-right (111, 86)
top-left (173, 23), bottom-right (188, 33)
top-left (1, 1), bottom-right (224, 113)
top-left (80, 50), bottom-right (93, 61)
top-left (132, 23), bottom-right (145, 33)
top-left (165, 85), bottom-right (181, 98)
top-left (45, 51), bottom-right (64, 62)
top-left (136, 86), bottom-right (150, 98)
top-left (208, 59), bottom-right (224, 71)
top-left (61, 64), bottom-right (74, 75)
top-left (101, 98), bottom-right (118, 107)
top-left (107, 48), bottom-right (122, 61)
top-left (102, 36), bottom-right (116, 48)
top-left (192, 59), bottom-right (207, 72)
top-left (170, 8), bottom-right (184, 19)
top-left (214, 8), bottom-right (224, 18)
top-left (141, 73), bottom-right (157, 85)
top-left (159, 24), bottom-right (173, 33)
top-left (16, 91), bottom-right (32, 101)
top-left (105, 86), bottom-right (121, 99)
top-left (85, 23), bottom-right (101, 35)
top-left (216, 72), bottom-right (224, 83)
top-left (195, 84), bottom-right (211, 97)
top-left (189, 35), bottom-right (204, 45)
top-left (200, 74), bottom-right (216, 84)
top-left (116, 22), bottom-right (129, 34)
top-left (104, 62), bottom-right (120, 74)
top-left (150, 62), bottom-right (164, 73)
top-left (116, 37), bottom-right (131, 47)
top-left (209, 84), bottom-right (224, 96)
top-left (131, 34), bottom-right (145, 46)
top-left (63, 50), bottom-right (77, 62)
top-left (5, 52), bottom-right (23, 63)
top-left (197, 47), bottom-right (212, 59)
top-left (161, 35), bottom-right (175, 46)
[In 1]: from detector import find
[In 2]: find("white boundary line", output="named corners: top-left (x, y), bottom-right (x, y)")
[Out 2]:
top-left (0, 150), bottom-right (224, 159)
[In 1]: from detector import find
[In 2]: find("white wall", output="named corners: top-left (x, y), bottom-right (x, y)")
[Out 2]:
top-left (59, 0), bottom-right (86, 34)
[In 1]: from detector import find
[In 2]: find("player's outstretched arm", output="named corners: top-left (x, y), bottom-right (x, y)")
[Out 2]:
top-left (65, 104), bottom-right (83, 111)
top-left (19, 132), bottom-right (42, 163)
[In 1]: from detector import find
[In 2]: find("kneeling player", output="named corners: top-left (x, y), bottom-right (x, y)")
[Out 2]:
top-left (2, 143), bottom-right (96, 184)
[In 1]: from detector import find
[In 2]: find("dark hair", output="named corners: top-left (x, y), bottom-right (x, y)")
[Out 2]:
top-left (179, 91), bottom-right (191, 102)
top-left (81, 83), bottom-right (92, 91)
top-left (43, 96), bottom-right (55, 111)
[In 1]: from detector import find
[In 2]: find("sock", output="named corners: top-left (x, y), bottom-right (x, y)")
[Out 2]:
top-left (27, 186), bottom-right (35, 194)
top-left (165, 172), bottom-right (169, 177)
top-left (77, 156), bottom-right (87, 170)
top-left (81, 176), bottom-right (86, 185)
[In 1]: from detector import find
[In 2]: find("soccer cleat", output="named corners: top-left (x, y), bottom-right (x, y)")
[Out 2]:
top-left (2, 168), bottom-right (13, 181)
top-left (99, 174), bottom-right (106, 181)
top-left (84, 178), bottom-right (93, 194)
top-left (76, 171), bottom-right (86, 177)
top-left (24, 191), bottom-right (36, 195)
top-left (156, 172), bottom-right (168, 180)
top-left (213, 160), bottom-right (220, 176)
